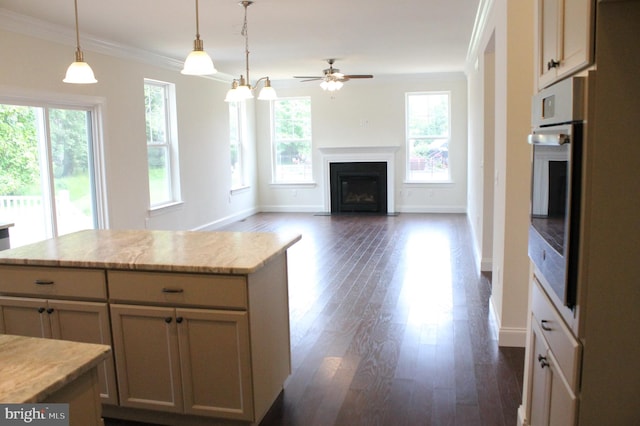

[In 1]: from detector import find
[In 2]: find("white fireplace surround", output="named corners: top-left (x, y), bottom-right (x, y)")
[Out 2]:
top-left (319, 146), bottom-right (400, 213)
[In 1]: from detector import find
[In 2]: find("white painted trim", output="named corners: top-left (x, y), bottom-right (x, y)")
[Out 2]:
top-left (258, 205), bottom-right (323, 213)
top-left (490, 296), bottom-right (527, 347)
top-left (396, 205), bottom-right (466, 214)
top-left (466, 0), bottom-right (495, 66)
top-left (0, 9), bottom-right (234, 82)
top-left (517, 405), bottom-right (529, 426)
top-left (194, 207), bottom-right (259, 231)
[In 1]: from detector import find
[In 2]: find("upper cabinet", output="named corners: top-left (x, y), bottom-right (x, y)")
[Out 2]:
top-left (536, 0), bottom-right (595, 89)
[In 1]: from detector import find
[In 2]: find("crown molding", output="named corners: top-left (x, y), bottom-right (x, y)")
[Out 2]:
top-left (465, 0), bottom-right (494, 70)
top-left (0, 8), bottom-right (233, 83)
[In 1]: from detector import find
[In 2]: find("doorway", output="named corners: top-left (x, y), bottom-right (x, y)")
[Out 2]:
top-left (0, 102), bottom-right (105, 247)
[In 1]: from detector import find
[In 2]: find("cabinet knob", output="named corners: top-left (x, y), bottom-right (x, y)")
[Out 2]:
top-left (547, 59), bottom-right (560, 70)
top-left (37, 307), bottom-right (46, 314)
top-left (538, 354), bottom-right (550, 368)
top-left (46, 308), bottom-right (54, 314)
top-left (164, 317), bottom-right (173, 324)
top-left (540, 320), bottom-right (552, 331)
top-left (176, 317), bottom-right (184, 324)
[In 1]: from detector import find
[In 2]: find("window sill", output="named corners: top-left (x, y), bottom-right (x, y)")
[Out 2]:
top-left (148, 201), bottom-right (184, 217)
top-left (269, 182), bottom-right (317, 189)
top-left (230, 186), bottom-right (251, 195)
top-left (402, 180), bottom-right (454, 186)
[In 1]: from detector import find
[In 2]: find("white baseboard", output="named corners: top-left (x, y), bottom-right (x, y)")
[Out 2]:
top-left (258, 205), bottom-right (324, 213)
top-left (517, 405), bottom-right (529, 426)
top-left (490, 296), bottom-right (527, 347)
top-left (194, 207), bottom-right (259, 231)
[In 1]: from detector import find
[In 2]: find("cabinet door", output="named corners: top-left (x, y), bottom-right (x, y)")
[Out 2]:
top-left (529, 320), bottom-right (551, 426)
top-left (547, 350), bottom-right (577, 426)
top-left (537, 0), bottom-right (594, 88)
top-left (110, 304), bottom-right (183, 412)
top-left (176, 308), bottom-right (253, 421)
top-left (538, 0), bottom-right (561, 88)
top-left (48, 300), bottom-right (118, 405)
top-left (0, 296), bottom-right (51, 338)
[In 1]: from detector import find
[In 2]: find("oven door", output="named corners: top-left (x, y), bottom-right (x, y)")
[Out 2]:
top-left (528, 123), bottom-right (582, 310)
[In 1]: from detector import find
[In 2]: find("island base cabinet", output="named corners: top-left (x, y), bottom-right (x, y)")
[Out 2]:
top-left (110, 304), bottom-right (253, 421)
top-left (0, 296), bottom-right (118, 405)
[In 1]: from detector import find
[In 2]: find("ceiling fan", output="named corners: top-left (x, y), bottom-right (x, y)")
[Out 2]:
top-left (294, 59), bottom-right (373, 91)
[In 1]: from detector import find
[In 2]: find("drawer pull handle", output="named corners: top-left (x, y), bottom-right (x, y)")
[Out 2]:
top-left (34, 280), bottom-right (55, 285)
top-left (46, 308), bottom-right (54, 314)
top-left (547, 59), bottom-right (560, 70)
top-left (176, 317), bottom-right (184, 324)
top-left (38, 307), bottom-right (46, 314)
top-left (164, 317), bottom-right (173, 324)
top-left (540, 320), bottom-right (552, 331)
top-left (162, 288), bottom-right (184, 294)
top-left (538, 354), bottom-right (550, 368)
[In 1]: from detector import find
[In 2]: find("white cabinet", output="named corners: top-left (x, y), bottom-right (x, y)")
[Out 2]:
top-left (523, 277), bottom-right (580, 426)
top-left (536, 0), bottom-right (595, 89)
top-left (109, 303), bottom-right (252, 420)
top-left (0, 266), bottom-right (117, 405)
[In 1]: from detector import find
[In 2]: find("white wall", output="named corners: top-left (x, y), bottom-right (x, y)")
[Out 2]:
top-left (255, 74), bottom-right (468, 213)
top-left (0, 28), bottom-right (258, 232)
top-left (465, 0), bottom-right (534, 347)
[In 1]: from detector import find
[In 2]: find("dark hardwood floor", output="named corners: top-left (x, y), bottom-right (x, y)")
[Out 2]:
top-left (105, 213), bottom-right (524, 426)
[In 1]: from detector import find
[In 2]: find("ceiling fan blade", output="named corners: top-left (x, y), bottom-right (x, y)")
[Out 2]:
top-left (294, 76), bottom-right (323, 79)
top-left (299, 78), bottom-right (323, 82)
top-left (343, 75), bottom-right (374, 79)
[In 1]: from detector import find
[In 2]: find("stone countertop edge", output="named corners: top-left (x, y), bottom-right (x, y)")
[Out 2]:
top-left (0, 334), bottom-right (111, 403)
top-left (0, 230), bottom-right (302, 275)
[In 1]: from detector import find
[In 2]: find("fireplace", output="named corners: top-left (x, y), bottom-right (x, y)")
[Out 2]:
top-left (330, 162), bottom-right (387, 213)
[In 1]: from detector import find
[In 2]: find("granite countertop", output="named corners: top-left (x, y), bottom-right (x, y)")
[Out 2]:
top-left (0, 229), bottom-right (301, 274)
top-left (0, 334), bottom-right (111, 403)
top-left (0, 222), bottom-right (14, 230)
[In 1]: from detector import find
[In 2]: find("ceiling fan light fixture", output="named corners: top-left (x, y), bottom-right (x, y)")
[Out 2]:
top-left (63, 0), bottom-right (97, 84)
top-left (182, 0), bottom-right (217, 76)
top-left (321, 79), bottom-right (343, 91)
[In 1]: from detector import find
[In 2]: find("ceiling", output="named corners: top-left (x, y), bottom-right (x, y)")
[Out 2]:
top-left (0, 0), bottom-right (481, 83)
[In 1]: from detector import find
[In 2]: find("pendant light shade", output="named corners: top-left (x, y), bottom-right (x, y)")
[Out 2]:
top-left (224, 1), bottom-right (276, 102)
top-left (63, 0), bottom-right (97, 84)
top-left (257, 78), bottom-right (277, 100)
top-left (182, 0), bottom-right (217, 75)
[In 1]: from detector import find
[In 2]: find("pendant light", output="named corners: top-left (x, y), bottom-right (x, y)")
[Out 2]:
top-left (182, 0), bottom-right (217, 75)
top-left (63, 0), bottom-right (97, 84)
top-left (225, 1), bottom-right (277, 102)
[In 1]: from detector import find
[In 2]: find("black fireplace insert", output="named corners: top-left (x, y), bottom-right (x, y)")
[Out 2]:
top-left (330, 162), bottom-right (387, 213)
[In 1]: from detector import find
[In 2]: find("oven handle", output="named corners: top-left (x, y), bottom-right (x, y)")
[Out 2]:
top-left (528, 133), bottom-right (571, 145)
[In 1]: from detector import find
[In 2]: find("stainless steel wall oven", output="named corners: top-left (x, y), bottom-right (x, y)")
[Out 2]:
top-left (528, 77), bottom-right (586, 311)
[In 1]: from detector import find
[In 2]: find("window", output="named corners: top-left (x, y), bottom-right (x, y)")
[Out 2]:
top-left (0, 101), bottom-right (105, 247)
top-left (272, 97), bottom-right (313, 183)
top-left (406, 92), bottom-right (451, 182)
top-left (144, 79), bottom-right (180, 207)
top-left (229, 101), bottom-right (246, 189)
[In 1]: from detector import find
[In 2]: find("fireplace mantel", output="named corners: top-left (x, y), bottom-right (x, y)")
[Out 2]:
top-left (319, 146), bottom-right (399, 213)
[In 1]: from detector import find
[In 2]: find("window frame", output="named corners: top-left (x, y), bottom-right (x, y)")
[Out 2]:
top-left (229, 100), bottom-right (248, 191)
top-left (270, 97), bottom-right (314, 184)
top-left (144, 79), bottom-right (182, 211)
top-left (0, 94), bottom-right (108, 245)
top-left (405, 91), bottom-right (452, 183)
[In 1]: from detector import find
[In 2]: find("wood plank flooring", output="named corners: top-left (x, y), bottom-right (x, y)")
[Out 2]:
top-left (105, 213), bottom-right (524, 426)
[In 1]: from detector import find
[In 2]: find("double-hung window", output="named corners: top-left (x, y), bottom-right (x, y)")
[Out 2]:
top-left (229, 101), bottom-right (246, 190)
top-left (271, 97), bottom-right (313, 183)
top-left (144, 79), bottom-right (181, 208)
top-left (406, 92), bottom-right (451, 182)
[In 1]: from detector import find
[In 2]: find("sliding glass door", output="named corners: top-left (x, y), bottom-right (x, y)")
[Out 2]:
top-left (0, 103), bottom-right (101, 247)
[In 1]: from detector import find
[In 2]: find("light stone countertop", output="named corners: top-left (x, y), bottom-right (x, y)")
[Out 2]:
top-left (0, 229), bottom-right (301, 274)
top-left (0, 334), bottom-right (111, 403)
top-left (0, 222), bottom-right (14, 230)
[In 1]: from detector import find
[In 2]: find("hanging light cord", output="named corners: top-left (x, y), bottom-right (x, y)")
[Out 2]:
top-left (72, 0), bottom-right (83, 59)
top-left (241, 1), bottom-right (251, 85)
top-left (194, 0), bottom-right (201, 41)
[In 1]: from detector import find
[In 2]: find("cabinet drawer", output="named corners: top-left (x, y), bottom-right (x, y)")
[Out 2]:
top-left (531, 277), bottom-right (581, 390)
top-left (107, 271), bottom-right (247, 309)
top-left (0, 265), bottom-right (107, 300)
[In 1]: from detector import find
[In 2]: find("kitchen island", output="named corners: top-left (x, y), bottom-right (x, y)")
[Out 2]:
top-left (0, 229), bottom-right (301, 426)
top-left (0, 334), bottom-right (110, 426)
